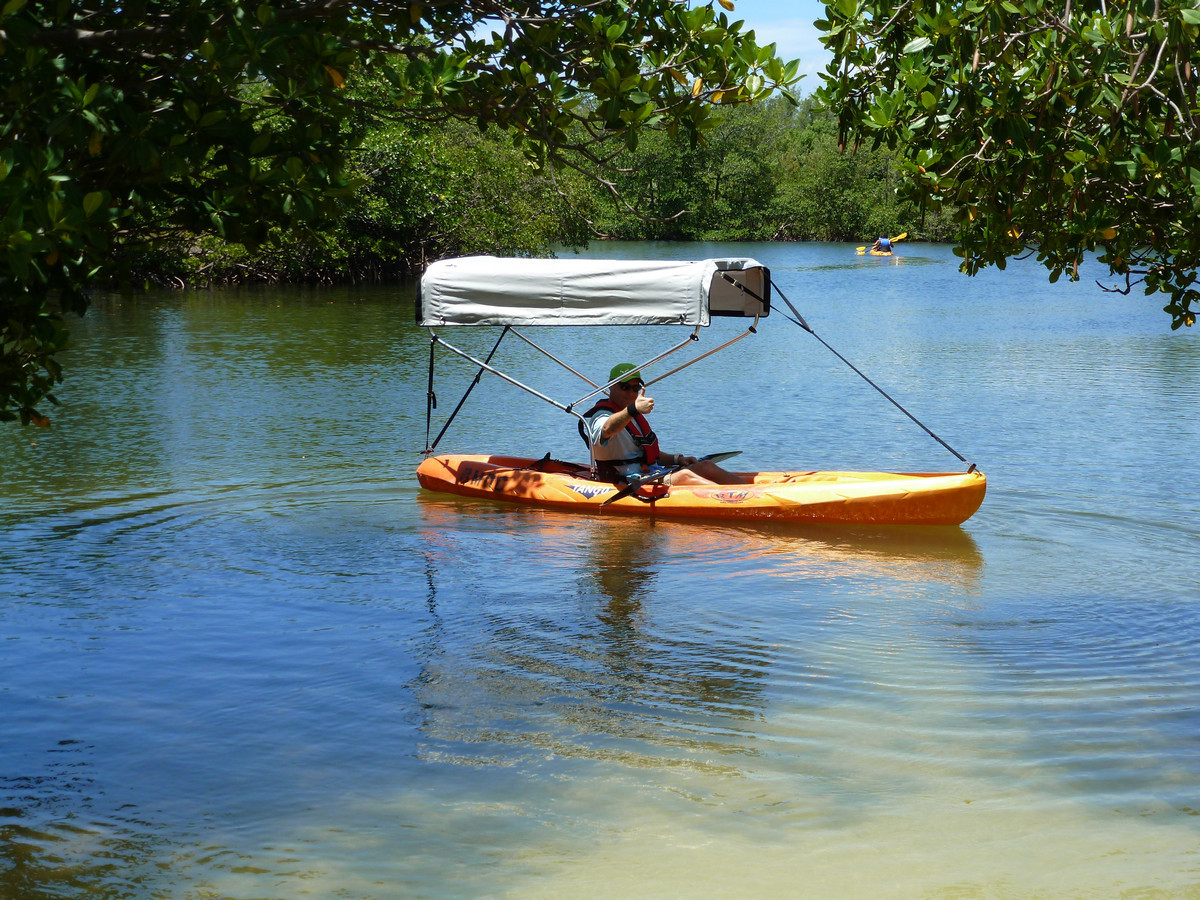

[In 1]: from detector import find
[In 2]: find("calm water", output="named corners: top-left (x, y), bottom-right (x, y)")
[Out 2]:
top-left (2, 242), bottom-right (1198, 898)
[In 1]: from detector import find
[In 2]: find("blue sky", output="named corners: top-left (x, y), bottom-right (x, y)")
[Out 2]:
top-left (729, 0), bottom-right (832, 94)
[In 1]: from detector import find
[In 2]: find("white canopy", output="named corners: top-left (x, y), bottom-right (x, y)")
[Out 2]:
top-left (418, 256), bottom-right (771, 327)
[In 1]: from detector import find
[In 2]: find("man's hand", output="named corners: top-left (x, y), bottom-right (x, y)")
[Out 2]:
top-left (633, 391), bottom-right (655, 416)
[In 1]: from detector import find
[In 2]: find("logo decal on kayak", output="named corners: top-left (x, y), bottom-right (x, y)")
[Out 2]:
top-left (570, 483), bottom-right (612, 499)
top-left (711, 490), bottom-right (753, 504)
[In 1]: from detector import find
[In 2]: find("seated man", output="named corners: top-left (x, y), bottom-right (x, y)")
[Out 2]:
top-left (581, 363), bottom-right (743, 486)
top-left (872, 236), bottom-right (892, 252)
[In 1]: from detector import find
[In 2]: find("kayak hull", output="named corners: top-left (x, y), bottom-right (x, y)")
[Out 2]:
top-left (417, 455), bottom-right (986, 526)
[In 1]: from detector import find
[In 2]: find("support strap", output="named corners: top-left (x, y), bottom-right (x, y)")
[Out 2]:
top-left (424, 336), bottom-right (437, 453)
top-left (772, 283), bottom-right (974, 470)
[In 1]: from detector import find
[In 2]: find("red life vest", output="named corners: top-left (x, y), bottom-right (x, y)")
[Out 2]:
top-left (580, 399), bottom-right (661, 467)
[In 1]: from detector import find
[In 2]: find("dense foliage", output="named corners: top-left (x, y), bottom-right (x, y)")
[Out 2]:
top-left (1, 0), bottom-right (799, 424)
top-left (817, 0), bottom-right (1200, 328)
top-left (586, 98), bottom-right (941, 242)
top-left (136, 118), bottom-right (595, 284)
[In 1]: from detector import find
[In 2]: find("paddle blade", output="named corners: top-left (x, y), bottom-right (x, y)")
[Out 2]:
top-left (891, 232), bottom-right (907, 242)
top-left (600, 477), bottom-right (646, 507)
top-left (703, 451), bottom-right (742, 464)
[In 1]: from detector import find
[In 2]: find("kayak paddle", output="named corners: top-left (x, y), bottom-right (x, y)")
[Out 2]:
top-left (600, 451), bottom-right (742, 506)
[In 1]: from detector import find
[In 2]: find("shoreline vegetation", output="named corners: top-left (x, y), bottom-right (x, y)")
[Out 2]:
top-left (122, 98), bottom-right (953, 290)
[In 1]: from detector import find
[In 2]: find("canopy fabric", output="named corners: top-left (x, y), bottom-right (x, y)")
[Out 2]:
top-left (418, 256), bottom-right (771, 327)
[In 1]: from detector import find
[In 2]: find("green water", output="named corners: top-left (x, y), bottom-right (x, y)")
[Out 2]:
top-left (2, 243), bottom-right (1198, 898)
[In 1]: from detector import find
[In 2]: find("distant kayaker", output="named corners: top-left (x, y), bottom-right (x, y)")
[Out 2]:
top-left (872, 236), bottom-right (892, 253)
top-left (581, 363), bottom-right (743, 486)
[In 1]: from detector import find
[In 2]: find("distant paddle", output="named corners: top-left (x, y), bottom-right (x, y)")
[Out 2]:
top-left (600, 451), bottom-right (742, 506)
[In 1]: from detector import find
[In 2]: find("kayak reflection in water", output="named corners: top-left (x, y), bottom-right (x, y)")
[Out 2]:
top-left (582, 363), bottom-right (744, 486)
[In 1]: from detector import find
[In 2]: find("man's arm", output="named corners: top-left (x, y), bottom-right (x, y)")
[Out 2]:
top-left (600, 394), bottom-right (654, 439)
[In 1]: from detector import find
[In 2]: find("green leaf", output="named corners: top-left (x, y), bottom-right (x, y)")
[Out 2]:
top-left (903, 36), bottom-right (932, 54)
top-left (82, 192), bottom-right (104, 217)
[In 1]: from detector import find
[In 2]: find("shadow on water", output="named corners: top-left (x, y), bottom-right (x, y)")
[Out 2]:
top-left (0, 743), bottom-right (169, 900)
top-left (585, 513), bottom-right (659, 629)
top-left (415, 491), bottom-right (984, 588)
top-left (576, 516), bottom-right (777, 719)
top-left (412, 497), bottom-right (781, 773)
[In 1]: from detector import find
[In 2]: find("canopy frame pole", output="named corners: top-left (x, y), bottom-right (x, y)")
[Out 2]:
top-left (509, 328), bottom-right (599, 388)
top-left (424, 326), bottom-right (510, 455)
top-left (426, 329), bottom-right (595, 469)
top-left (643, 313), bottom-right (760, 387)
top-left (427, 331), bottom-right (579, 414)
top-left (771, 282), bottom-right (975, 472)
top-left (570, 327), bottom-right (701, 410)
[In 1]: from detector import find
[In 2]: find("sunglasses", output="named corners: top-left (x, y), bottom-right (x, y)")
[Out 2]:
top-left (618, 380), bottom-right (644, 389)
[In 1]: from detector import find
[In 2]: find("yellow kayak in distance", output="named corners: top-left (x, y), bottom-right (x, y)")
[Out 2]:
top-left (418, 454), bottom-right (987, 526)
top-left (857, 233), bottom-right (906, 256)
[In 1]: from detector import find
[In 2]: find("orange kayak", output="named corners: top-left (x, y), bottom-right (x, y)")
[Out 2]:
top-left (417, 454), bottom-right (986, 526)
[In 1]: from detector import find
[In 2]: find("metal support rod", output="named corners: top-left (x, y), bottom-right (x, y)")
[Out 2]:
top-left (646, 314), bottom-right (759, 385)
top-left (430, 332), bottom-right (576, 414)
top-left (428, 330), bottom-right (598, 471)
top-left (426, 326), bottom-right (510, 454)
top-left (571, 326), bottom-right (702, 409)
top-left (509, 328), bottom-right (599, 388)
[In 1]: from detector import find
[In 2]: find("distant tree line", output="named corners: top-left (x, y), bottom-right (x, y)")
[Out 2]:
top-left (129, 95), bottom-right (951, 286)
top-left (584, 96), bottom-right (952, 244)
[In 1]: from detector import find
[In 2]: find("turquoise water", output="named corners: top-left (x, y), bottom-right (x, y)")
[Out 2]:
top-left (2, 243), bottom-right (1198, 897)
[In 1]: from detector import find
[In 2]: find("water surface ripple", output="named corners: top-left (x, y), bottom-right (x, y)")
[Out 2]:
top-left (2, 246), bottom-right (1198, 898)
